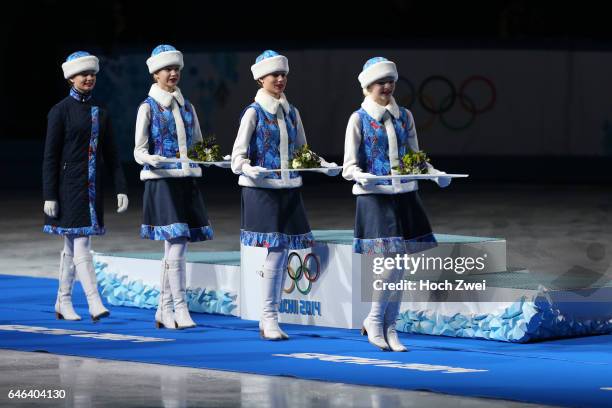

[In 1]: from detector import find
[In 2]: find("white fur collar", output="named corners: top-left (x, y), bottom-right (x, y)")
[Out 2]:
top-left (255, 88), bottom-right (290, 115)
top-left (361, 95), bottom-right (400, 121)
top-left (148, 84), bottom-right (185, 108)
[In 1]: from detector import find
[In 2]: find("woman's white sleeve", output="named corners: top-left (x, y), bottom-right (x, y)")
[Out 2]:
top-left (342, 113), bottom-right (363, 180)
top-left (134, 104), bottom-right (153, 165)
top-left (191, 104), bottom-right (204, 144)
top-left (407, 110), bottom-right (420, 152)
top-left (231, 108), bottom-right (257, 174)
top-left (294, 108), bottom-right (307, 146)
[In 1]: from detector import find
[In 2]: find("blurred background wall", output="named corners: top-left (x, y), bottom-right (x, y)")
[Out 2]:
top-left (2, 0), bottom-right (611, 189)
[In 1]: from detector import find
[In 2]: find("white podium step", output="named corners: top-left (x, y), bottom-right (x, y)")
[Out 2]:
top-left (92, 230), bottom-right (612, 343)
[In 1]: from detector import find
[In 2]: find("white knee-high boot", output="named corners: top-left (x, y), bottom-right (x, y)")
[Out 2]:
top-left (74, 254), bottom-right (110, 321)
top-left (155, 259), bottom-right (176, 329)
top-left (384, 291), bottom-right (408, 352)
top-left (275, 266), bottom-right (289, 339)
top-left (259, 267), bottom-right (285, 340)
top-left (361, 265), bottom-right (398, 351)
top-left (55, 251), bottom-right (81, 321)
top-left (166, 258), bottom-right (196, 329)
top-left (384, 304), bottom-right (407, 352)
top-left (362, 301), bottom-right (391, 351)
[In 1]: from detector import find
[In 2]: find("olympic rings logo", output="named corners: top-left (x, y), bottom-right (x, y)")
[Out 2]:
top-left (395, 75), bottom-right (497, 131)
top-left (284, 252), bottom-right (320, 295)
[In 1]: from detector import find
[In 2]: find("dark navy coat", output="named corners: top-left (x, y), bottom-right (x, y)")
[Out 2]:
top-left (42, 92), bottom-right (127, 234)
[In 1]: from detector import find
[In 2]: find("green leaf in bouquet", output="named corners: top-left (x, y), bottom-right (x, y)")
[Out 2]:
top-left (202, 135), bottom-right (218, 149)
top-left (187, 138), bottom-right (223, 162)
top-left (290, 144), bottom-right (322, 169)
top-left (396, 150), bottom-right (431, 175)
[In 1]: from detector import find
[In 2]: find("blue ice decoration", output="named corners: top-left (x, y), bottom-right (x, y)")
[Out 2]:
top-left (395, 296), bottom-right (612, 342)
top-left (94, 260), bottom-right (237, 315)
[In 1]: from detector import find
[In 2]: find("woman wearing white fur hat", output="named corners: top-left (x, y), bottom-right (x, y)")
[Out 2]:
top-left (343, 57), bottom-right (451, 351)
top-left (43, 51), bottom-right (129, 322)
top-left (134, 44), bottom-right (213, 330)
top-left (231, 50), bottom-right (340, 340)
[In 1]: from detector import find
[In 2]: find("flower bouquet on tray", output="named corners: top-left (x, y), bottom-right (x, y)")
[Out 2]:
top-left (188, 136), bottom-right (223, 162)
top-left (393, 150), bottom-right (431, 175)
top-left (289, 144), bottom-right (322, 169)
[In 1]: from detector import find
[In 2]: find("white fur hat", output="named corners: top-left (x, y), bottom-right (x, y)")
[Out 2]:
top-left (251, 50), bottom-right (289, 80)
top-left (358, 57), bottom-right (398, 88)
top-left (146, 44), bottom-right (184, 74)
top-left (62, 51), bottom-right (99, 79)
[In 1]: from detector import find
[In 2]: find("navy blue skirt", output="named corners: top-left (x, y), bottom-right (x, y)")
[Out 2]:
top-left (240, 187), bottom-right (314, 249)
top-left (354, 192), bottom-right (436, 254)
top-left (141, 178), bottom-right (213, 242)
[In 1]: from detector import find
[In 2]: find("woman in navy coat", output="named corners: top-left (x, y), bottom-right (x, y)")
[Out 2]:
top-left (42, 51), bottom-right (128, 321)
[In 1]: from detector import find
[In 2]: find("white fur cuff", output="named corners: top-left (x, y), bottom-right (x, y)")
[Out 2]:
top-left (62, 56), bottom-right (99, 79)
top-left (146, 51), bottom-right (184, 74)
top-left (251, 55), bottom-right (289, 80)
top-left (358, 61), bottom-right (398, 88)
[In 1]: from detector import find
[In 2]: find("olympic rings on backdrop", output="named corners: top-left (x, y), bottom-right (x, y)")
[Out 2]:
top-left (394, 75), bottom-right (496, 131)
top-left (440, 93), bottom-right (476, 131)
top-left (284, 252), bottom-right (321, 295)
top-left (395, 76), bottom-right (415, 107)
top-left (459, 75), bottom-right (497, 114)
top-left (418, 93), bottom-right (438, 130)
top-left (419, 75), bottom-right (456, 114)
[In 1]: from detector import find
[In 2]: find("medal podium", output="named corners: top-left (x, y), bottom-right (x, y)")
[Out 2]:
top-left (93, 230), bottom-right (612, 342)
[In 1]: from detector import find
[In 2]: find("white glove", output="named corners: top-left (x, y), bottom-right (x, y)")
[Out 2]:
top-left (44, 200), bottom-right (59, 218)
top-left (353, 170), bottom-right (376, 186)
top-left (242, 163), bottom-right (267, 179)
top-left (319, 160), bottom-right (342, 176)
top-left (117, 194), bottom-right (129, 213)
top-left (146, 154), bottom-right (167, 168)
top-left (429, 168), bottom-right (452, 188)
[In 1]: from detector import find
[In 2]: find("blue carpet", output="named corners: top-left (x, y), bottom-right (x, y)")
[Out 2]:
top-left (1, 274), bottom-right (611, 407)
